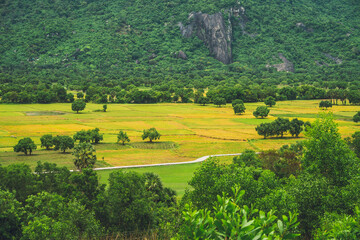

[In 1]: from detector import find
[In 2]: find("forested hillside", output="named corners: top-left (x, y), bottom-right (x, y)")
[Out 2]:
top-left (1, 0), bottom-right (359, 87)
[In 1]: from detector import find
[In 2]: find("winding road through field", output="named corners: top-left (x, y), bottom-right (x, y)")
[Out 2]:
top-left (93, 153), bottom-right (245, 171)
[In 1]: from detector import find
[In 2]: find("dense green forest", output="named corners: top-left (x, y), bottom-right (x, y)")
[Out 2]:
top-left (1, 0), bottom-right (359, 88)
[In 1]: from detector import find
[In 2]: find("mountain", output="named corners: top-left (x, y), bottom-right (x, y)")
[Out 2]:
top-left (1, 0), bottom-right (359, 87)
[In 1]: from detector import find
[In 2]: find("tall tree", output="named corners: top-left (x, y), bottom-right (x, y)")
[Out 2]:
top-left (53, 136), bottom-right (74, 153)
top-left (264, 96), bottom-right (276, 107)
top-left (253, 106), bottom-right (270, 118)
top-left (73, 143), bottom-right (97, 170)
top-left (40, 134), bottom-right (53, 150)
top-left (71, 99), bottom-right (86, 113)
top-left (302, 113), bottom-right (359, 186)
top-left (289, 118), bottom-right (304, 137)
top-left (117, 130), bottom-right (130, 145)
top-left (233, 103), bottom-right (246, 115)
top-left (13, 137), bottom-right (37, 155)
top-left (142, 128), bottom-right (161, 143)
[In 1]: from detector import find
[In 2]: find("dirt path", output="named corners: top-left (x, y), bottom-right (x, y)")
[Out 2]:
top-left (92, 153), bottom-right (244, 171)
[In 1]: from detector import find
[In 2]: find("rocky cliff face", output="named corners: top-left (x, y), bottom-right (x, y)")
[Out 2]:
top-left (178, 12), bottom-right (232, 64)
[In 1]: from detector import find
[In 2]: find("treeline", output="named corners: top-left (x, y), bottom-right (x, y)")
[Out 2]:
top-left (2, 81), bottom-right (360, 105)
top-left (0, 84), bottom-right (74, 104)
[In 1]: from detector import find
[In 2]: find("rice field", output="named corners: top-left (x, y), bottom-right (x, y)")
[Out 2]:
top-left (0, 100), bottom-right (359, 171)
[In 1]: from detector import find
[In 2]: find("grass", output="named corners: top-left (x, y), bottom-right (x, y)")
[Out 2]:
top-left (97, 163), bottom-right (201, 197)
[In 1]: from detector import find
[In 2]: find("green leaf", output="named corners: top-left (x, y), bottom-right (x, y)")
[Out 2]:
top-left (277, 220), bottom-right (284, 235)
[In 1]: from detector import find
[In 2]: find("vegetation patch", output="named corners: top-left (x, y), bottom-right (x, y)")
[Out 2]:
top-left (131, 141), bottom-right (178, 149)
top-left (24, 111), bottom-right (66, 116)
top-left (271, 113), bottom-right (319, 118)
top-left (95, 143), bottom-right (131, 151)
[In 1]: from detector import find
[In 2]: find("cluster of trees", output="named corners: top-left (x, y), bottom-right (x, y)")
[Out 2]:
top-left (0, 84), bottom-right (74, 104)
top-left (256, 118), bottom-right (308, 138)
top-left (16, 127), bottom-right (161, 157)
top-left (39, 129), bottom-right (104, 154)
top-left (253, 106), bottom-right (270, 118)
top-left (15, 129), bottom-right (103, 171)
top-left (0, 163), bottom-right (177, 239)
top-left (73, 128), bottom-right (103, 144)
top-left (116, 128), bottom-right (161, 145)
top-left (183, 114), bottom-right (360, 238)
top-left (6, 114), bottom-right (360, 238)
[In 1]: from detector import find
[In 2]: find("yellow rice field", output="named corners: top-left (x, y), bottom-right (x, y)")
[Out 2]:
top-left (0, 100), bottom-right (359, 169)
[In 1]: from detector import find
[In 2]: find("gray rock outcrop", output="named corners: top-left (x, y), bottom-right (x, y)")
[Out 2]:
top-left (266, 53), bottom-right (294, 72)
top-left (178, 12), bottom-right (232, 64)
top-left (177, 50), bottom-right (187, 60)
top-left (324, 53), bottom-right (342, 64)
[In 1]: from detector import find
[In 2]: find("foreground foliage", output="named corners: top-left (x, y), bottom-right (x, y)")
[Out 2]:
top-left (2, 113), bottom-right (360, 239)
top-left (179, 187), bottom-right (300, 240)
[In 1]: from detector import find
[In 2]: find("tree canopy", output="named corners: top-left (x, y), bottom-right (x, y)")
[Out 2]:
top-left (72, 99), bottom-right (86, 113)
top-left (14, 138), bottom-right (37, 155)
top-left (142, 128), bottom-right (161, 143)
top-left (253, 106), bottom-right (270, 118)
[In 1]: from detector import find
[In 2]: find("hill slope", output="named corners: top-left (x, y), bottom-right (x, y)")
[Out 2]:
top-left (1, 0), bottom-right (359, 86)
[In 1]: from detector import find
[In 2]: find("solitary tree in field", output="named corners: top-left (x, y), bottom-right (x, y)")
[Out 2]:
top-left (253, 106), bottom-right (270, 118)
top-left (103, 104), bottom-right (107, 112)
top-left (14, 137), bottom-right (37, 155)
top-left (73, 143), bottom-right (97, 171)
top-left (53, 136), bottom-right (74, 153)
top-left (40, 134), bottom-right (53, 150)
top-left (319, 100), bottom-right (332, 109)
top-left (264, 96), bottom-right (276, 107)
top-left (117, 131), bottom-right (130, 145)
top-left (353, 111), bottom-right (360, 123)
top-left (142, 128), bottom-right (161, 143)
top-left (232, 99), bottom-right (244, 107)
top-left (233, 103), bottom-right (246, 115)
top-left (72, 99), bottom-right (86, 113)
